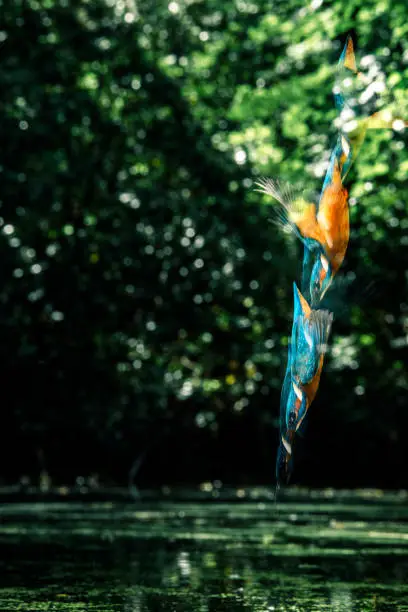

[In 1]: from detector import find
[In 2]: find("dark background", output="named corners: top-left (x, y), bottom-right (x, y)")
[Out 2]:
top-left (0, 0), bottom-right (407, 489)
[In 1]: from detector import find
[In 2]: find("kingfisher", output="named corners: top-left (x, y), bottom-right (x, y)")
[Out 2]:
top-left (275, 285), bottom-right (333, 491)
top-left (255, 155), bottom-right (349, 305)
top-left (287, 284), bottom-right (333, 430)
top-left (291, 283), bottom-right (333, 383)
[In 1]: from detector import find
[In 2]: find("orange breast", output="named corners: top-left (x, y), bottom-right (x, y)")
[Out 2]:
top-left (318, 184), bottom-right (349, 273)
top-left (295, 355), bottom-right (325, 431)
top-left (303, 355), bottom-right (325, 407)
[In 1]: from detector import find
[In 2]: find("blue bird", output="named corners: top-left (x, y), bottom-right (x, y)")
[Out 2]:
top-left (290, 283), bottom-right (334, 386)
top-left (255, 160), bottom-right (348, 307)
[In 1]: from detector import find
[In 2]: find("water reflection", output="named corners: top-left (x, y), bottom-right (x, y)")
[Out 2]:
top-left (0, 498), bottom-right (407, 610)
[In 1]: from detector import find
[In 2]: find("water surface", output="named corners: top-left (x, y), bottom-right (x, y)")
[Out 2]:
top-left (0, 488), bottom-right (407, 610)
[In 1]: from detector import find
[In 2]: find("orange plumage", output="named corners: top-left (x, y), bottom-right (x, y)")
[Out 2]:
top-left (290, 202), bottom-right (327, 246)
top-left (317, 159), bottom-right (349, 274)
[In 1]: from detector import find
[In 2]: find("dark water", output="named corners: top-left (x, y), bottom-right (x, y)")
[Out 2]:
top-left (1, 489), bottom-right (408, 611)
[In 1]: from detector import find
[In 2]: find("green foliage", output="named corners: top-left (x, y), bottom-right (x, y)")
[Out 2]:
top-left (0, 0), bottom-right (407, 485)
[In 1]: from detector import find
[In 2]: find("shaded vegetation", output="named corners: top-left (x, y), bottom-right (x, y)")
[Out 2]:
top-left (0, 0), bottom-right (407, 487)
